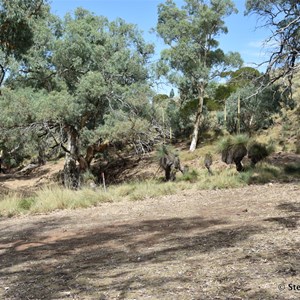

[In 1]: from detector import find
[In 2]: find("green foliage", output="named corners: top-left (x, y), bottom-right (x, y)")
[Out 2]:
top-left (153, 94), bottom-right (169, 105)
top-left (248, 142), bottom-right (268, 156)
top-left (227, 67), bottom-right (261, 89)
top-left (0, 7), bottom-right (158, 169)
top-left (214, 84), bottom-right (235, 103)
top-left (155, 144), bottom-right (177, 160)
top-left (81, 170), bottom-right (97, 184)
top-left (247, 142), bottom-right (270, 166)
top-left (225, 83), bottom-right (286, 133)
top-left (180, 169), bottom-right (199, 183)
top-left (217, 134), bottom-right (249, 153)
top-left (98, 84), bottom-right (159, 151)
top-left (50, 12), bottom-right (155, 154)
top-left (34, 90), bottom-right (76, 123)
top-left (0, 88), bottom-right (42, 165)
top-left (284, 163), bottom-right (300, 175)
top-left (0, 0), bottom-right (50, 60)
top-left (265, 139), bottom-right (276, 156)
top-left (18, 197), bottom-right (36, 211)
top-left (156, 0), bottom-right (242, 149)
top-left (204, 98), bottom-right (223, 111)
top-left (211, 67), bottom-right (262, 130)
top-left (248, 164), bottom-right (281, 184)
top-left (234, 134), bottom-right (250, 145)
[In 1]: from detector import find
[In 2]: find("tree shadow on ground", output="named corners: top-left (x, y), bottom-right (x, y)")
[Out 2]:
top-left (93, 156), bottom-right (146, 184)
top-left (217, 244), bottom-right (300, 300)
top-left (0, 168), bottom-right (51, 182)
top-left (264, 216), bottom-right (300, 228)
top-left (277, 202), bottom-right (300, 213)
top-left (270, 202), bottom-right (300, 283)
top-left (264, 201), bottom-right (300, 229)
top-left (242, 289), bottom-right (289, 300)
top-left (0, 215), bottom-right (262, 299)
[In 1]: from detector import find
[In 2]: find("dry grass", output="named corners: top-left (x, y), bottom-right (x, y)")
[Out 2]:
top-left (2, 160), bottom-right (294, 218)
top-left (1, 131), bottom-right (300, 218)
top-left (0, 181), bottom-right (182, 217)
top-left (180, 144), bottom-right (217, 161)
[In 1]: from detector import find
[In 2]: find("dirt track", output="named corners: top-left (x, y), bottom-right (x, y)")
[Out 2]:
top-left (0, 183), bottom-right (300, 299)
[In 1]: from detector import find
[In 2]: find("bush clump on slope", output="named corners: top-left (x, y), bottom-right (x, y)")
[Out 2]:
top-left (218, 135), bottom-right (249, 172)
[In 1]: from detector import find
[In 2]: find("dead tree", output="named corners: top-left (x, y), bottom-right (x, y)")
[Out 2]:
top-left (246, 1), bottom-right (300, 93)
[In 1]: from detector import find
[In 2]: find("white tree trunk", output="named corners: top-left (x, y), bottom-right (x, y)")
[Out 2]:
top-left (189, 83), bottom-right (205, 152)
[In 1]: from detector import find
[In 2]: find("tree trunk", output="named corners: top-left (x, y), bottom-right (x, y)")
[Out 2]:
top-left (237, 94), bottom-right (241, 134)
top-left (189, 83), bottom-right (205, 152)
top-left (64, 125), bottom-right (80, 189)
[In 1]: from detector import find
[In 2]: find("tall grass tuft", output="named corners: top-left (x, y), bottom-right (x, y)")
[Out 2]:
top-left (217, 134), bottom-right (249, 153)
top-left (0, 193), bottom-right (25, 217)
top-left (155, 144), bottom-right (177, 160)
top-left (179, 169), bottom-right (199, 183)
top-left (248, 163), bottom-right (281, 184)
top-left (0, 180), bottom-right (180, 217)
top-left (18, 197), bottom-right (36, 211)
top-left (195, 168), bottom-right (250, 189)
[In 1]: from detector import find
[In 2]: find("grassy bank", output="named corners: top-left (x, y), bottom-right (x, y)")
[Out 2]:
top-left (1, 160), bottom-right (299, 218)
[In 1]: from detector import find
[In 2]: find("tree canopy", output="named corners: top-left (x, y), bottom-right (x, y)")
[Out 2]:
top-left (0, 0), bottom-right (50, 85)
top-left (0, 7), bottom-right (160, 188)
top-left (0, 0), bottom-right (298, 188)
top-left (156, 0), bottom-right (242, 151)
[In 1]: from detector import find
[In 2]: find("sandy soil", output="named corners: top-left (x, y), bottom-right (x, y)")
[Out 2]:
top-left (0, 182), bottom-right (300, 299)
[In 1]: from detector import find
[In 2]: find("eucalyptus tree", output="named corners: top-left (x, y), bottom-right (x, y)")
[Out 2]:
top-left (156, 0), bottom-right (242, 151)
top-left (52, 9), bottom-right (155, 188)
top-left (0, 0), bottom-right (55, 168)
top-left (226, 67), bottom-right (261, 89)
top-left (3, 8), bottom-right (156, 188)
top-left (0, 0), bottom-right (50, 86)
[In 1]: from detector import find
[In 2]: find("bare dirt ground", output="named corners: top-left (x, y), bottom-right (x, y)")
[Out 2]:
top-left (0, 160), bottom-right (64, 194)
top-left (0, 182), bottom-right (300, 300)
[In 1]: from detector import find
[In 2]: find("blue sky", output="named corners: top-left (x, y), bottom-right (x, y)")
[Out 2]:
top-left (49, 0), bottom-right (272, 93)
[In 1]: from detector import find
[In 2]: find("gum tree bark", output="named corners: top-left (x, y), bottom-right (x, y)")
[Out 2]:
top-left (189, 82), bottom-right (205, 152)
top-left (63, 125), bottom-right (80, 189)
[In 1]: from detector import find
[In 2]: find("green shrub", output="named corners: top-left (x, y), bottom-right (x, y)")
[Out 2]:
top-left (18, 197), bottom-right (36, 210)
top-left (284, 163), bottom-right (300, 175)
top-left (180, 169), bottom-right (199, 182)
top-left (248, 142), bottom-right (269, 166)
top-left (155, 144), bottom-right (177, 160)
top-left (217, 134), bottom-right (249, 153)
top-left (248, 163), bottom-right (281, 184)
